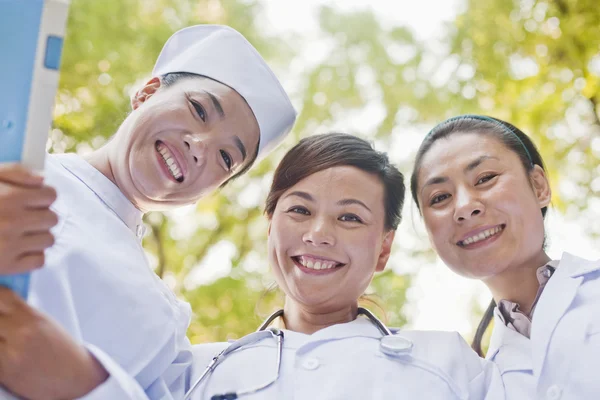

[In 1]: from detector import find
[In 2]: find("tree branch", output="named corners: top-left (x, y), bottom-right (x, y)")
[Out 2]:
top-left (150, 219), bottom-right (167, 279)
top-left (554, 0), bottom-right (568, 15)
top-left (588, 96), bottom-right (600, 129)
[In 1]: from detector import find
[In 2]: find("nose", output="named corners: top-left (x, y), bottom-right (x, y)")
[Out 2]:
top-left (453, 187), bottom-right (484, 223)
top-left (183, 134), bottom-right (207, 166)
top-left (302, 217), bottom-right (335, 247)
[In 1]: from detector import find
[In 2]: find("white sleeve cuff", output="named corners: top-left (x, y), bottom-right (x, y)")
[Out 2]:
top-left (76, 344), bottom-right (149, 400)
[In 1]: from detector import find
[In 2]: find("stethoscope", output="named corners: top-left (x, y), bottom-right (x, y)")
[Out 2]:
top-left (184, 307), bottom-right (413, 400)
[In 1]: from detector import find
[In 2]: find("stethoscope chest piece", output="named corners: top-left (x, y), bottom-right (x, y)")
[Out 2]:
top-left (380, 335), bottom-right (413, 357)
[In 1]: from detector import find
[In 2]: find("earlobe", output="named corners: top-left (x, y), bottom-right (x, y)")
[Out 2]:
top-left (530, 165), bottom-right (551, 208)
top-left (131, 77), bottom-right (162, 110)
top-left (375, 231), bottom-right (395, 272)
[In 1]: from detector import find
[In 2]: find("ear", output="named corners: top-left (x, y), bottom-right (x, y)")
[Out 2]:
top-left (375, 230), bottom-right (395, 272)
top-left (131, 77), bottom-right (162, 110)
top-left (529, 165), bottom-right (551, 209)
top-left (267, 222), bottom-right (272, 236)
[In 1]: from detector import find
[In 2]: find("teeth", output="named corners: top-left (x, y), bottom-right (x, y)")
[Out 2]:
top-left (462, 226), bottom-right (503, 246)
top-left (156, 143), bottom-right (183, 181)
top-left (298, 257), bottom-right (338, 270)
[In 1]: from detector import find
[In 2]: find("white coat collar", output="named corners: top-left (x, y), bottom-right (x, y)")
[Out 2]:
top-left (530, 252), bottom-right (599, 374)
top-left (279, 316), bottom-right (383, 351)
top-left (487, 308), bottom-right (532, 373)
top-left (53, 153), bottom-right (144, 237)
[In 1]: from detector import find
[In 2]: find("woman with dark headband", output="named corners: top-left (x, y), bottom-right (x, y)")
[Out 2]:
top-left (410, 114), bottom-right (600, 400)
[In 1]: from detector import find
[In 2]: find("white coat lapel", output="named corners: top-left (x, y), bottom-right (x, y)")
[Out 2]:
top-left (530, 252), bottom-right (599, 374)
top-left (487, 310), bottom-right (532, 373)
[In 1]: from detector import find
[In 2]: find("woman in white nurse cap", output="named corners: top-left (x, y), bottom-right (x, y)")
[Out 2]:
top-left (91, 24), bottom-right (296, 211)
top-left (0, 25), bottom-right (295, 400)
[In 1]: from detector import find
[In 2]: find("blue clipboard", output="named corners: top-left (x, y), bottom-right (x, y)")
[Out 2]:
top-left (0, 0), bottom-right (70, 299)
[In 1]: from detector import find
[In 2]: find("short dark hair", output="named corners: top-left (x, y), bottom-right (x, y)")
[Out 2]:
top-left (409, 115), bottom-right (549, 357)
top-left (265, 133), bottom-right (405, 231)
top-left (159, 72), bottom-right (260, 186)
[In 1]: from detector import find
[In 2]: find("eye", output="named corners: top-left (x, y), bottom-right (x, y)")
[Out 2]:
top-left (220, 150), bottom-right (232, 171)
top-left (286, 206), bottom-right (310, 215)
top-left (476, 174), bottom-right (497, 185)
top-left (189, 99), bottom-right (206, 122)
top-left (339, 214), bottom-right (362, 223)
top-left (430, 193), bottom-right (450, 206)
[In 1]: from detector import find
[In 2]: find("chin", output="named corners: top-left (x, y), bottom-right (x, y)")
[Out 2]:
top-left (450, 259), bottom-right (509, 280)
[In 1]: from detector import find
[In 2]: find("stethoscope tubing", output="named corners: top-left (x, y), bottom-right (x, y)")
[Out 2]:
top-left (184, 307), bottom-right (390, 399)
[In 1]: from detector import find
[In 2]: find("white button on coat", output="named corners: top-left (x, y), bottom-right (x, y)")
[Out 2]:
top-left (380, 335), bottom-right (413, 356)
top-left (546, 385), bottom-right (562, 400)
top-left (302, 358), bottom-right (320, 370)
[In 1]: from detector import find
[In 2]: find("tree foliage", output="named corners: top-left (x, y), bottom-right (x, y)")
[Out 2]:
top-left (53, 0), bottom-right (412, 342)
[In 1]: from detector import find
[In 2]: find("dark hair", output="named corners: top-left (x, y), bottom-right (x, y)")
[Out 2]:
top-left (160, 72), bottom-right (260, 185)
top-left (265, 133), bottom-right (405, 231)
top-left (409, 115), bottom-right (549, 357)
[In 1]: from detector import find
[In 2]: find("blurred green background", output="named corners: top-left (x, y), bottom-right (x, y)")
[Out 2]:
top-left (51, 0), bottom-right (600, 347)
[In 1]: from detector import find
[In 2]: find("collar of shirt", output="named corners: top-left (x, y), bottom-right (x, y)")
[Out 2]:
top-left (53, 153), bottom-right (145, 238)
top-left (256, 316), bottom-right (384, 350)
top-left (496, 259), bottom-right (560, 338)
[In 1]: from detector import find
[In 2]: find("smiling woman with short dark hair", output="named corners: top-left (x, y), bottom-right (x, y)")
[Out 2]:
top-left (411, 114), bottom-right (600, 399)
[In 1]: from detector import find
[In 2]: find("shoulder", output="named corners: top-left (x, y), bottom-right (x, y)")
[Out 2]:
top-left (397, 330), bottom-right (483, 372)
top-left (392, 330), bottom-right (500, 398)
top-left (190, 342), bottom-right (229, 368)
top-left (556, 252), bottom-right (600, 278)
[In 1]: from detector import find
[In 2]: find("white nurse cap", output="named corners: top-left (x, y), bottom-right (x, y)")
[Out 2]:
top-left (152, 25), bottom-right (296, 158)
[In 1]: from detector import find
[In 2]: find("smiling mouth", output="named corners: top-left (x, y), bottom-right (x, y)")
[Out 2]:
top-left (292, 256), bottom-right (345, 271)
top-left (457, 224), bottom-right (505, 247)
top-left (156, 141), bottom-right (184, 183)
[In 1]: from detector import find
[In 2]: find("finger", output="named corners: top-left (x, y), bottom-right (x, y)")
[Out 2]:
top-left (0, 185), bottom-right (57, 212)
top-left (18, 210), bottom-right (58, 235)
top-left (0, 287), bottom-right (22, 314)
top-left (13, 252), bottom-right (46, 273)
top-left (23, 185), bottom-right (58, 209)
top-left (16, 232), bottom-right (55, 253)
top-left (0, 164), bottom-right (44, 188)
top-left (0, 248), bottom-right (46, 275)
top-left (0, 210), bottom-right (58, 236)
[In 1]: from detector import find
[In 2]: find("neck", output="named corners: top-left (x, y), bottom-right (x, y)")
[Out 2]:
top-left (483, 251), bottom-right (551, 315)
top-left (282, 300), bottom-right (359, 335)
top-left (83, 145), bottom-right (146, 213)
top-left (83, 145), bottom-right (116, 186)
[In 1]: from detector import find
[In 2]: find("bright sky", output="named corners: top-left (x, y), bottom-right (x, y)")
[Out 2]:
top-left (183, 0), bottom-right (600, 336)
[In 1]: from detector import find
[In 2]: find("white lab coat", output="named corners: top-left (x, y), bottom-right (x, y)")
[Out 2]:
top-left (185, 318), bottom-right (505, 400)
top-left (0, 153), bottom-right (507, 399)
top-left (487, 252), bottom-right (600, 400)
top-left (6, 154), bottom-right (194, 399)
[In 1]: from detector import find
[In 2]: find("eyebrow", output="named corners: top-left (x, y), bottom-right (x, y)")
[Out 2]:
top-left (284, 191), bottom-right (313, 201)
top-left (203, 90), bottom-right (225, 119)
top-left (200, 90), bottom-right (247, 163)
top-left (234, 136), bottom-right (247, 162)
top-left (283, 191), bottom-right (372, 212)
top-left (337, 198), bottom-right (372, 212)
top-left (465, 155), bottom-right (498, 172)
top-left (421, 155), bottom-right (499, 192)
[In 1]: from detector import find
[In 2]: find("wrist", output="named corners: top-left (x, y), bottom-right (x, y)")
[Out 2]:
top-left (67, 351), bottom-right (109, 399)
